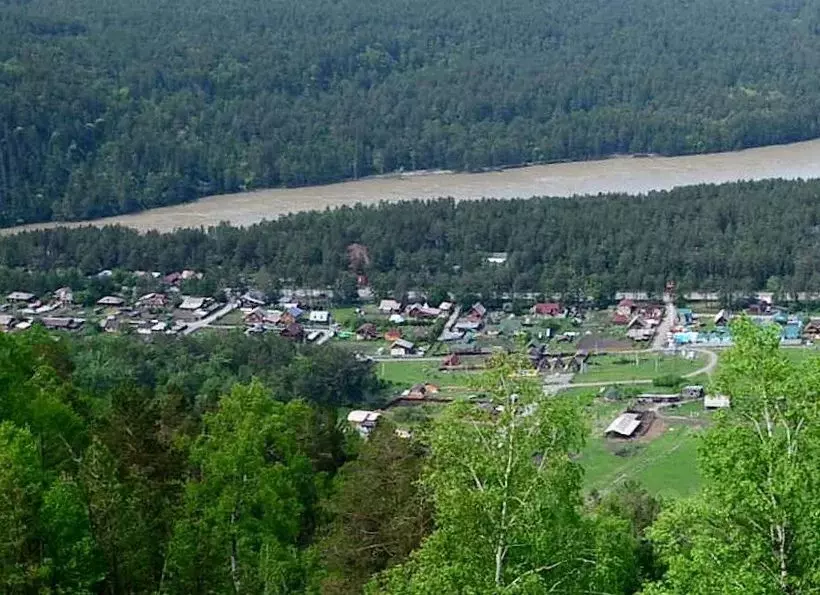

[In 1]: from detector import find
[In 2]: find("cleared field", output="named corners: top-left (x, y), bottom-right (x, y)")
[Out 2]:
top-left (376, 360), bottom-right (482, 392)
top-left (559, 393), bottom-right (704, 498)
top-left (573, 353), bottom-right (705, 384)
top-left (581, 425), bottom-right (703, 499)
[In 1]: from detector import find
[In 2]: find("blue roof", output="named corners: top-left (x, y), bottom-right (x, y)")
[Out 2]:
top-left (782, 324), bottom-right (801, 340)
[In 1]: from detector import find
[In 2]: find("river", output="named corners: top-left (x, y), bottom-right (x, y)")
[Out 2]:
top-left (6, 138), bottom-right (820, 235)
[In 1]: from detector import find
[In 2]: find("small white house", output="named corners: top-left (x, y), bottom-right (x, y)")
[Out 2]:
top-left (704, 395), bottom-right (731, 409)
top-left (347, 410), bottom-right (382, 437)
top-left (308, 310), bottom-right (331, 324)
top-left (379, 299), bottom-right (402, 313)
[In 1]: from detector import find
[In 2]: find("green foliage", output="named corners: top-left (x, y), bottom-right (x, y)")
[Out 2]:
top-left (370, 355), bottom-right (637, 594)
top-left (644, 317), bottom-right (820, 593)
top-left (318, 423), bottom-right (431, 594)
top-left (651, 375), bottom-right (684, 388)
top-left (165, 382), bottom-right (317, 594)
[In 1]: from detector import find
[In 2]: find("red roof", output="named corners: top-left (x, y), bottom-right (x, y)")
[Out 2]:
top-left (612, 313), bottom-right (630, 325)
top-left (618, 299), bottom-right (634, 308)
top-left (533, 303), bottom-right (562, 316)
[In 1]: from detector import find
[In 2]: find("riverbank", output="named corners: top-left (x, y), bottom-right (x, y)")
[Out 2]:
top-left (5, 138), bottom-right (820, 236)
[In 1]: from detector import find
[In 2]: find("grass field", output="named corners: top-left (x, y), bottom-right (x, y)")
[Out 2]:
top-left (376, 360), bottom-right (483, 393)
top-left (582, 423), bottom-right (703, 499)
top-left (556, 394), bottom-right (704, 499)
top-left (573, 353), bottom-right (705, 384)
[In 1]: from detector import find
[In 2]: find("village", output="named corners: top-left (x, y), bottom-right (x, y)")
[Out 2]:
top-left (3, 271), bottom-right (819, 495)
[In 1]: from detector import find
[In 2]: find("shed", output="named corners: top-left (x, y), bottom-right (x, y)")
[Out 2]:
top-left (6, 292), bottom-right (35, 303)
top-left (605, 413), bottom-right (643, 438)
top-left (54, 287), bottom-right (74, 304)
top-left (704, 395), bottom-right (731, 409)
top-left (356, 323), bottom-right (379, 340)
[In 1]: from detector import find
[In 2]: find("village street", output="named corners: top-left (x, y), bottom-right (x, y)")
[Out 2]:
top-left (182, 301), bottom-right (238, 335)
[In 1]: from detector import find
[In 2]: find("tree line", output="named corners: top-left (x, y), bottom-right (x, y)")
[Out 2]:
top-left (1, 178), bottom-right (819, 299)
top-left (3, 0), bottom-right (820, 224)
top-left (2, 319), bottom-right (819, 593)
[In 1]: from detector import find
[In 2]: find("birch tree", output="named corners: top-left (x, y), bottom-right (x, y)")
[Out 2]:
top-left (369, 355), bottom-right (636, 594)
top-left (644, 317), bottom-right (820, 594)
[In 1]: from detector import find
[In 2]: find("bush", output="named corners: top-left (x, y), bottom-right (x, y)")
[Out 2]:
top-left (653, 375), bottom-right (684, 388)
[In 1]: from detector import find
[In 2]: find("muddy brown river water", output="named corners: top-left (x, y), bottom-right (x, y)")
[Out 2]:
top-left (5, 138), bottom-right (820, 235)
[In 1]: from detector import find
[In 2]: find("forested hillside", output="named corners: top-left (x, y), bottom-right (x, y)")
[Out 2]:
top-left (1, 178), bottom-right (818, 298)
top-left (2, 0), bottom-right (820, 224)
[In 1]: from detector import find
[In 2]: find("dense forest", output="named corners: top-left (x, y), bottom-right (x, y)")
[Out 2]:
top-left (3, 0), bottom-right (820, 224)
top-left (2, 319), bottom-right (820, 593)
top-left (0, 178), bottom-right (819, 298)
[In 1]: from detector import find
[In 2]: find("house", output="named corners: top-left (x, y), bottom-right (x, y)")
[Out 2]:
top-left (627, 316), bottom-right (655, 341)
top-left (244, 307), bottom-right (270, 325)
top-left (407, 383), bottom-right (439, 400)
top-left (346, 410), bottom-right (382, 438)
top-left (438, 301), bottom-right (454, 312)
top-left (179, 296), bottom-right (207, 311)
top-left (356, 323), bottom-right (379, 340)
top-left (454, 319), bottom-right (482, 332)
top-left (486, 252), bottom-right (508, 265)
top-left (181, 270), bottom-right (202, 280)
top-left (378, 299), bottom-right (402, 314)
top-left (280, 323), bottom-right (305, 340)
top-left (97, 296), bottom-right (125, 307)
top-left (240, 291), bottom-right (267, 308)
top-left (308, 310), bottom-right (331, 324)
top-left (99, 316), bottom-right (120, 333)
top-left (163, 272), bottom-right (182, 285)
top-left (714, 310), bottom-right (730, 326)
top-left (704, 395), bottom-right (731, 409)
top-left (0, 314), bottom-right (14, 331)
top-left (616, 299), bottom-right (635, 317)
top-left (286, 305), bottom-right (304, 320)
top-left (605, 412), bottom-right (645, 438)
top-left (612, 312), bottom-right (629, 325)
top-left (14, 320), bottom-right (32, 331)
top-left (405, 303), bottom-right (440, 319)
top-left (54, 287), bottom-right (73, 304)
top-left (499, 317), bottom-right (523, 336)
top-left (467, 303), bottom-right (487, 321)
top-left (440, 329), bottom-right (465, 342)
top-left (41, 317), bottom-right (83, 331)
top-left (390, 339), bottom-right (415, 357)
top-left (803, 319), bottom-right (820, 341)
top-left (388, 313), bottom-right (405, 325)
top-left (531, 303), bottom-right (562, 317)
top-left (136, 293), bottom-right (168, 309)
top-left (6, 292), bottom-right (35, 303)
top-left (677, 308), bottom-right (693, 325)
